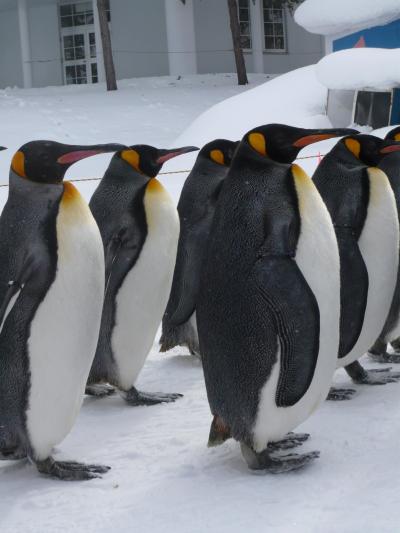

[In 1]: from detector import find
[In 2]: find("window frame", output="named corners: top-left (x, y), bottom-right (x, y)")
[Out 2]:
top-left (261, 0), bottom-right (288, 54)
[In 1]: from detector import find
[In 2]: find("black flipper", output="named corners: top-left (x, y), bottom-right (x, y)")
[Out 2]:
top-left (253, 256), bottom-right (320, 407)
top-left (335, 231), bottom-right (369, 358)
top-left (167, 222), bottom-right (213, 326)
top-left (0, 253), bottom-right (37, 328)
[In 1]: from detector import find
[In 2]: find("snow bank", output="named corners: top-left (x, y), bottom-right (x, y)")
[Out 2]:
top-left (295, 0), bottom-right (400, 36)
top-left (316, 48), bottom-right (400, 90)
top-left (162, 65), bottom-right (331, 194)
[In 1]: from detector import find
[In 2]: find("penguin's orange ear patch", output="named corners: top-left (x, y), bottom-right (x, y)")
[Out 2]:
top-left (121, 149), bottom-right (141, 172)
top-left (210, 149), bottom-right (225, 165)
top-left (344, 138), bottom-right (361, 159)
top-left (11, 151), bottom-right (26, 178)
top-left (394, 133), bottom-right (400, 142)
top-left (248, 132), bottom-right (267, 156)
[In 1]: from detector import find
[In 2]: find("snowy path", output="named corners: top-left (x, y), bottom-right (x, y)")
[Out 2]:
top-left (0, 73), bottom-right (399, 532)
top-left (1, 347), bottom-right (400, 533)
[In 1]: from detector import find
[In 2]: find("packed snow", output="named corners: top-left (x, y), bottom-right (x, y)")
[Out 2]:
top-left (316, 48), bottom-right (400, 90)
top-left (295, 0), bottom-right (400, 36)
top-left (0, 71), bottom-right (399, 533)
top-left (164, 65), bottom-right (336, 195)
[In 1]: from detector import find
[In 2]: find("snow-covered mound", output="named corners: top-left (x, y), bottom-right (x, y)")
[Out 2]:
top-left (161, 65), bottom-right (332, 194)
top-left (295, 0), bottom-right (400, 36)
top-left (317, 48), bottom-right (400, 90)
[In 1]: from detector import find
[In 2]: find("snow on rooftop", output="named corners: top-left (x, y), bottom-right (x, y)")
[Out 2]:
top-left (295, 0), bottom-right (400, 36)
top-left (316, 48), bottom-right (400, 90)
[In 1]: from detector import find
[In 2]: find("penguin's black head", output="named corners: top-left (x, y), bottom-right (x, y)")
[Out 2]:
top-left (341, 134), bottom-right (400, 166)
top-left (244, 124), bottom-right (359, 164)
top-left (114, 144), bottom-right (199, 178)
top-left (11, 140), bottom-right (125, 184)
top-left (199, 139), bottom-right (239, 167)
top-left (385, 126), bottom-right (400, 142)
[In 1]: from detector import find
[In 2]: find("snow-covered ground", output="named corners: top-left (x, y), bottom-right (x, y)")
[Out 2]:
top-left (1, 72), bottom-right (400, 533)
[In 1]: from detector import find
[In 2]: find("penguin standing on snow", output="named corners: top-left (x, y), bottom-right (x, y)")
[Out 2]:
top-left (368, 127), bottom-right (400, 363)
top-left (86, 144), bottom-right (199, 404)
top-left (197, 124), bottom-right (355, 472)
top-left (0, 140), bottom-right (123, 480)
top-left (313, 134), bottom-right (400, 399)
top-left (160, 139), bottom-right (238, 356)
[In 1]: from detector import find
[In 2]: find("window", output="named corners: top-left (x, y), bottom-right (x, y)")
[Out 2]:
top-left (238, 0), bottom-right (252, 50)
top-left (353, 90), bottom-right (392, 129)
top-left (60, 0), bottom-right (110, 28)
top-left (65, 64), bottom-right (87, 84)
top-left (262, 0), bottom-right (286, 51)
top-left (63, 34), bottom-right (85, 61)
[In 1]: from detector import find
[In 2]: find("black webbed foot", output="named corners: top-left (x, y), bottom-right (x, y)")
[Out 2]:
top-left (345, 361), bottom-right (400, 385)
top-left (240, 443), bottom-right (319, 473)
top-left (85, 383), bottom-right (116, 397)
top-left (368, 351), bottom-right (400, 364)
top-left (326, 387), bottom-right (357, 401)
top-left (122, 386), bottom-right (183, 406)
top-left (267, 432), bottom-right (310, 451)
top-left (35, 457), bottom-right (110, 481)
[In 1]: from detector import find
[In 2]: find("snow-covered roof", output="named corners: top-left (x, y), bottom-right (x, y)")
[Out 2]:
top-left (316, 48), bottom-right (400, 90)
top-left (295, 0), bottom-right (400, 36)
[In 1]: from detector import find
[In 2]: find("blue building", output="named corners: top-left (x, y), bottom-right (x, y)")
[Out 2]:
top-left (295, 1), bottom-right (400, 129)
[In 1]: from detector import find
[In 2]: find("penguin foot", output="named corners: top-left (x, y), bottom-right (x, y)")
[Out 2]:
top-left (0, 447), bottom-right (27, 460)
top-left (267, 432), bottom-right (310, 451)
top-left (122, 387), bottom-right (183, 406)
top-left (353, 368), bottom-right (400, 385)
top-left (35, 457), bottom-right (110, 481)
top-left (240, 443), bottom-right (319, 473)
top-left (85, 383), bottom-right (116, 397)
top-left (368, 351), bottom-right (400, 364)
top-left (326, 387), bottom-right (357, 401)
top-left (345, 360), bottom-right (400, 386)
top-left (390, 337), bottom-right (400, 352)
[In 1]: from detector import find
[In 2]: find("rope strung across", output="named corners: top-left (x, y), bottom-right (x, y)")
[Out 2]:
top-left (0, 153), bottom-right (325, 188)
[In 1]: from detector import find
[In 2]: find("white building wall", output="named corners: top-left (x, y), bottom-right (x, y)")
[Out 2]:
top-left (193, 0), bottom-right (253, 74)
top-left (109, 0), bottom-right (169, 79)
top-left (29, 3), bottom-right (63, 87)
top-left (0, 8), bottom-right (23, 88)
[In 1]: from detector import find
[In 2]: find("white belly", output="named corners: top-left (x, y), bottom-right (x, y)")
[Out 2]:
top-left (26, 184), bottom-right (104, 460)
top-left (112, 179), bottom-right (179, 390)
top-left (338, 167), bottom-right (399, 367)
top-left (252, 165), bottom-right (341, 451)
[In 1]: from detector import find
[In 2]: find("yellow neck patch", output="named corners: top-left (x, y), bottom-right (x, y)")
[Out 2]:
top-left (121, 149), bottom-right (141, 173)
top-left (248, 133), bottom-right (267, 156)
top-left (146, 178), bottom-right (164, 194)
top-left (344, 138), bottom-right (361, 159)
top-left (291, 163), bottom-right (310, 183)
top-left (62, 181), bottom-right (81, 204)
top-left (210, 149), bottom-right (225, 165)
top-left (394, 133), bottom-right (400, 142)
top-left (11, 151), bottom-right (26, 178)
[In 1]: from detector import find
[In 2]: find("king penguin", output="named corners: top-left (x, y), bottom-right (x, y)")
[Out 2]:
top-left (160, 139), bottom-right (238, 357)
top-left (0, 140), bottom-right (123, 480)
top-left (313, 134), bottom-right (400, 399)
top-left (197, 124), bottom-right (355, 472)
top-left (86, 143), bottom-right (199, 404)
top-left (368, 126), bottom-right (400, 363)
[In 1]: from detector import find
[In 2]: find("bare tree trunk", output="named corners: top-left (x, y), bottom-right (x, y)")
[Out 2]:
top-left (97, 0), bottom-right (117, 91)
top-left (227, 0), bottom-right (248, 85)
